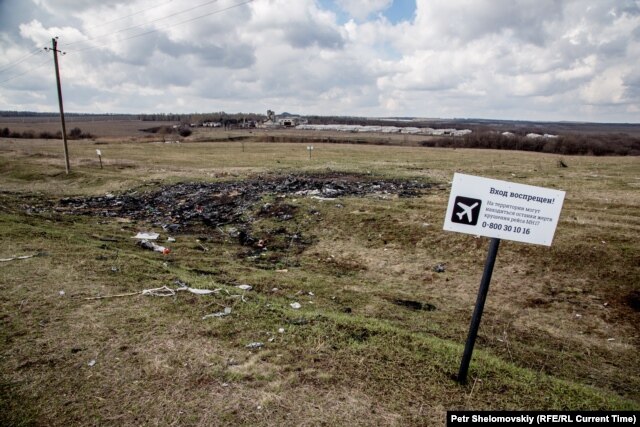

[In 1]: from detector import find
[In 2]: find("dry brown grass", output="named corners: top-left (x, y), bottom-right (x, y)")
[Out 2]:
top-left (0, 132), bottom-right (638, 426)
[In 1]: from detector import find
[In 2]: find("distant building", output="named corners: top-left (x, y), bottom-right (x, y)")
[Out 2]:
top-left (526, 133), bottom-right (558, 139)
top-left (258, 110), bottom-right (307, 128)
top-left (202, 121), bottom-right (222, 128)
top-left (277, 116), bottom-right (307, 127)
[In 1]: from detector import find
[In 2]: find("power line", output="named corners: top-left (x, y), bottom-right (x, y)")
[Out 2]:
top-left (87, 0), bottom-right (175, 30)
top-left (62, 0), bottom-right (226, 49)
top-left (0, 48), bottom-right (44, 74)
top-left (0, 0), bottom-right (254, 86)
top-left (0, 55), bottom-right (51, 86)
top-left (67, 0), bottom-right (255, 54)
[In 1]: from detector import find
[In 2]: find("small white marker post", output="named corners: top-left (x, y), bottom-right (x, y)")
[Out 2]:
top-left (443, 173), bottom-right (565, 384)
top-left (96, 149), bottom-right (102, 169)
top-left (307, 145), bottom-right (314, 159)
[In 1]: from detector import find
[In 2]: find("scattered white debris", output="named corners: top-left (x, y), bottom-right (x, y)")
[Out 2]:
top-left (0, 254), bottom-right (37, 262)
top-left (276, 269), bottom-right (288, 273)
top-left (278, 328), bottom-right (285, 334)
top-left (237, 284), bottom-right (253, 291)
top-left (133, 232), bottom-right (159, 240)
top-left (59, 290), bottom-right (65, 296)
top-left (88, 359), bottom-right (96, 367)
top-left (185, 287), bottom-right (219, 295)
top-left (167, 237), bottom-right (176, 242)
top-left (202, 307), bottom-right (232, 320)
top-left (290, 302), bottom-right (302, 310)
top-left (607, 338), bottom-right (615, 341)
top-left (246, 342), bottom-right (264, 349)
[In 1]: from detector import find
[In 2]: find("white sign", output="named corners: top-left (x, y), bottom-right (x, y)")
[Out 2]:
top-left (96, 149), bottom-right (102, 156)
top-left (443, 173), bottom-right (565, 246)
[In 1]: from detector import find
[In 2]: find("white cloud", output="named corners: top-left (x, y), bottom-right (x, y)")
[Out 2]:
top-left (580, 67), bottom-right (627, 105)
top-left (0, 0), bottom-right (638, 121)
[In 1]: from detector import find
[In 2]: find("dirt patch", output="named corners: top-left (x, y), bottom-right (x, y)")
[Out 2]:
top-left (392, 299), bottom-right (437, 311)
top-left (626, 290), bottom-right (640, 312)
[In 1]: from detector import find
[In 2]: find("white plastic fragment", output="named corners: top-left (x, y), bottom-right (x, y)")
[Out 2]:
top-left (88, 359), bottom-right (96, 367)
top-left (202, 307), bottom-right (232, 319)
top-left (167, 237), bottom-right (176, 242)
top-left (278, 328), bottom-right (285, 333)
top-left (246, 342), bottom-right (264, 349)
top-left (59, 290), bottom-right (65, 296)
top-left (237, 284), bottom-right (253, 291)
top-left (290, 302), bottom-right (302, 309)
top-left (186, 288), bottom-right (218, 295)
top-left (141, 286), bottom-right (176, 297)
top-left (133, 232), bottom-right (159, 240)
top-left (0, 254), bottom-right (36, 262)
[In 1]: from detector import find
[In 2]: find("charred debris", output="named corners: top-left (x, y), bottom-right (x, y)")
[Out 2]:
top-left (57, 173), bottom-right (428, 228)
top-left (55, 173), bottom-right (430, 265)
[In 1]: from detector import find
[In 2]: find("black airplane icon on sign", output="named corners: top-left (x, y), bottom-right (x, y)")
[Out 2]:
top-left (451, 196), bottom-right (482, 226)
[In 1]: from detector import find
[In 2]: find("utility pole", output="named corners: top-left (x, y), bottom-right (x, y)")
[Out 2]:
top-left (45, 37), bottom-right (70, 174)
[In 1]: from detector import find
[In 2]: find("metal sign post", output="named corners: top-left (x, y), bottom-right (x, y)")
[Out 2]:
top-left (443, 173), bottom-right (565, 384)
top-left (457, 237), bottom-right (500, 384)
top-left (96, 149), bottom-right (102, 169)
top-left (307, 145), bottom-right (314, 159)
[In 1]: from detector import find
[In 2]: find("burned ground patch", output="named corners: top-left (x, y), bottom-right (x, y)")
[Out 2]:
top-left (55, 173), bottom-right (428, 229)
top-left (52, 173), bottom-right (430, 267)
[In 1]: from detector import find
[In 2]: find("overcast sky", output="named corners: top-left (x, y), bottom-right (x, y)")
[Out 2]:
top-left (0, 0), bottom-right (639, 122)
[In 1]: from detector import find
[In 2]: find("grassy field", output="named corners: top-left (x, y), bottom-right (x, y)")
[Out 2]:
top-left (0, 135), bottom-right (639, 426)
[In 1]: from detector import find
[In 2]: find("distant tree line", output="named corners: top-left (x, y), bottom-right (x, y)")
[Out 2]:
top-left (137, 112), bottom-right (266, 124)
top-left (421, 131), bottom-right (640, 156)
top-left (0, 127), bottom-right (94, 140)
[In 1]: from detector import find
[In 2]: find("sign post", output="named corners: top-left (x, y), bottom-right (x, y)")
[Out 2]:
top-left (457, 237), bottom-right (500, 384)
top-left (443, 173), bottom-right (565, 384)
top-left (96, 149), bottom-right (103, 169)
top-left (307, 145), bottom-right (314, 159)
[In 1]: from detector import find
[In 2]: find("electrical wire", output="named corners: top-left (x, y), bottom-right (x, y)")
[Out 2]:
top-left (87, 0), bottom-right (175, 30)
top-left (67, 0), bottom-right (254, 54)
top-left (63, 0), bottom-right (228, 49)
top-left (0, 56), bottom-right (52, 86)
top-left (0, 0), bottom-right (254, 88)
top-left (0, 48), bottom-right (44, 74)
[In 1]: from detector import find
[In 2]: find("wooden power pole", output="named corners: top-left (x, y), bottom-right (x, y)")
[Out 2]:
top-left (45, 37), bottom-right (70, 174)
